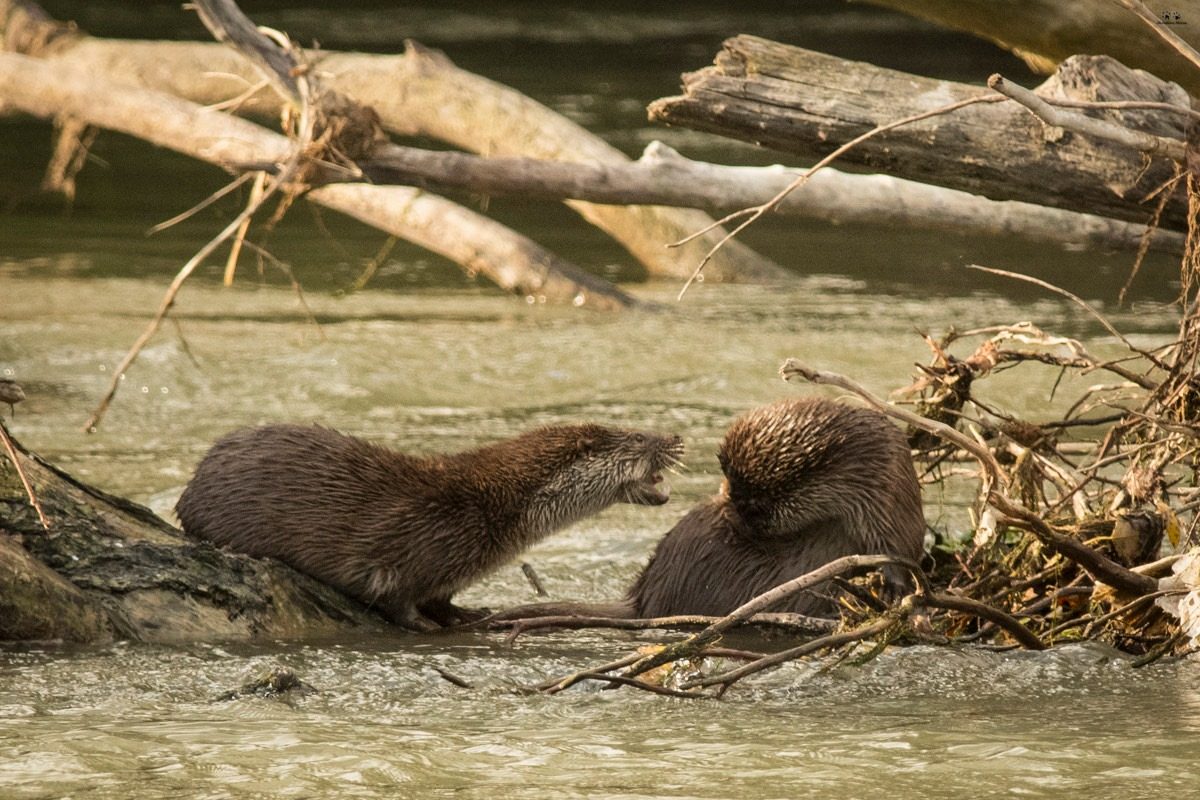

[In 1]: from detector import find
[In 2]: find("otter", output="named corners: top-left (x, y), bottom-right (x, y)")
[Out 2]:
top-left (496, 397), bottom-right (926, 621)
top-left (175, 423), bottom-right (683, 631)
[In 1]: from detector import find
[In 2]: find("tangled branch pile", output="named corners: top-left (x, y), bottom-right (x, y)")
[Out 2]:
top-left (496, 200), bottom-right (1200, 695)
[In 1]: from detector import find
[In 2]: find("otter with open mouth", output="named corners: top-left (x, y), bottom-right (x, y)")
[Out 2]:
top-left (493, 396), bottom-right (926, 622)
top-left (176, 422), bottom-right (683, 630)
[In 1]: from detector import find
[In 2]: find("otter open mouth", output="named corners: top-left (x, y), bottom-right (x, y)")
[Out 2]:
top-left (625, 471), bottom-right (671, 505)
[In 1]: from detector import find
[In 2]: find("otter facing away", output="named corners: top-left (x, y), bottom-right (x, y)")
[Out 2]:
top-left (175, 423), bottom-right (683, 630)
top-left (498, 397), bottom-right (926, 621)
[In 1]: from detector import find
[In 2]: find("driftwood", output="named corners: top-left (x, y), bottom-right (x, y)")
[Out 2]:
top-left (363, 141), bottom-right (1182, 254)
top-left (0, 0), bottom-right (1180, 275)
top-left (0, 422), bottom-right (381, 643)
top-left (650, 36), bottom-right (1190, 229)
top-left (0, 1), bottom-right (783, 284)
top-left (0, 53), bottom-right (635, 310)
top-left (863, 0), bottom-right (1200, 96)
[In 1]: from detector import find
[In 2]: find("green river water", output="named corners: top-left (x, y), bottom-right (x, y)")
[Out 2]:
top-left (1, 2), bottom-right (1198, 798)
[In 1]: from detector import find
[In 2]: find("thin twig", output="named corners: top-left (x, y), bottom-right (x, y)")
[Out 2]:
top-left (681, 617), bottom-right (895, 691)
top-left (223, 170), bottom-right (267, 286)
top-left (146, 171), bottom-right (255, 235)
top-left (567, 672), bottom-right (707, 698)
top-left (672, 93), bottom-right (1005, 300)
top-left (968, 264), bottom-right (1169, 372)
top-left (1113, 0), bottom-right (1200, 74)
top-left (433, 667), bottom-right (474, 689)
top-left (535, 652), bottom-right (645, 694)
top-left (498, 612), bottom-right (836, 645)
top-left (239, 240), bottom-right (325, 339)
top-left (0, 423), bottom-right (49, 531)
top-left (1041, 97), bottom-right (1200, 122)
top-left (520, 562), bottom-right (548, 597)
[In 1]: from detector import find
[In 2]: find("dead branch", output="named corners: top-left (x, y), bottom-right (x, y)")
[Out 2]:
top-left (494, 612), bottom-right (837, 645)
top-left (780, 360), bottom-right (1158, 596)
top-left (987, 74), bottom-right (1185, 161)
top-left (680, 617), bottom-right (896, 693)
top-left (617, 555), bottom-right (920, 681)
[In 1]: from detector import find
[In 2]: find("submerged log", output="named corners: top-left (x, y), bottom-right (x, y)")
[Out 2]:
top-left (0, 422), bottom-right (381, 643)
top-left (650, 35), bottom-right (1189, 229)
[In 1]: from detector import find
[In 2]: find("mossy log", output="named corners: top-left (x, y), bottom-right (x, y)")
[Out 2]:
top-left (0, 422), bottom-right (382, 643)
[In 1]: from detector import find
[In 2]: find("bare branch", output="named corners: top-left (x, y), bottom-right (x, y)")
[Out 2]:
top-left (987, 73), bottom-right (1185, 161)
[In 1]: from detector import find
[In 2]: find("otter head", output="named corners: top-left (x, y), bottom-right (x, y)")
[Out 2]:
top-left (530, 425), bottom-right (684, 522)
top-left (718, 398), bottom-right (846, 536)
top-left (509, 424), bottom-right (684, 541)
top-left (578, 426), bottom-right (685, 507)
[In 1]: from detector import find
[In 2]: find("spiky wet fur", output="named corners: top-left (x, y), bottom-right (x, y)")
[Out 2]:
top-left (629, 397), bottom-right (926, 617)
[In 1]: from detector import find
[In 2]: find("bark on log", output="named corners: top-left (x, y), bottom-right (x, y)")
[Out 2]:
top-left (649, 36), bottom-right (1189, 229)
top-left (0, 3), bottom-right (786, 283)
top-left (863, 0), bottom-right (1200, 96)
top-left (0, 422), bottom-right (381, 643)
top-left (0, 51), bottom-right (636, 310)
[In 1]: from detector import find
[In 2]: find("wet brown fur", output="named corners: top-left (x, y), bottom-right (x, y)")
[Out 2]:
top-left (176, 423), bottom-right (682, 630)
top-left (496, 397), bottom-right (925, 621)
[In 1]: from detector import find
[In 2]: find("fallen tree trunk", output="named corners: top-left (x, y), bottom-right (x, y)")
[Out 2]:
top-left (361, 140), bottom-right (1183, 253)
top-left (0, 51), bottom-right (636, 310)
top-left (650, 35), bottom-right (1190, 229)
top-left (0, 2), bottom-right (785, 283)
top-left (4, 3), bottom-right (1176, 264)
top-left (0, 422), bottom-right (381, 643)
top-left (0, 51), bottom-right (1174, 259)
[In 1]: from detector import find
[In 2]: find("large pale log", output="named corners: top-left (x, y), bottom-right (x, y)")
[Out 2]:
top-left (0, 51), bottom-right (635, 310)
top-left (649, 36), bottom-right (1189, 229)
top-left (0, 422), bottom-right (382, 643)
top-left (0, 3), bottom-right (786, 282)
top-left (361, 141), bottom-right (1183, 254)
top-left (863, 0), bottom-right (1200, 96)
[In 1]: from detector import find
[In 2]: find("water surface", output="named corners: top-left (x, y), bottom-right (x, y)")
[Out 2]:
top-left (1, 3), bottom-right (1194, 798)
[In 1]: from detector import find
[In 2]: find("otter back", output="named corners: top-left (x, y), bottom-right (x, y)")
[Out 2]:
top-left (176, 423), bottom-right (682, 630)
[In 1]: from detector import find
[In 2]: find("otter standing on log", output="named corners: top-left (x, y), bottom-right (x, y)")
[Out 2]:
top-left (495, 396), bottom-right (925, 621)
top-left (176, 423), bottom-right (683, 631)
